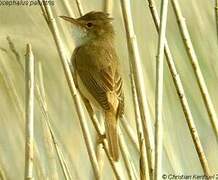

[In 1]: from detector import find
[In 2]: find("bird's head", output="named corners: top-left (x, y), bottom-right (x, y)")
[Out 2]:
top-left (60, 11), bottom-right (114, 41)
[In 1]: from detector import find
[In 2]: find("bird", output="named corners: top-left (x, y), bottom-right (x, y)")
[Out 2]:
top-left (60, 11), bottom-right (124, 161)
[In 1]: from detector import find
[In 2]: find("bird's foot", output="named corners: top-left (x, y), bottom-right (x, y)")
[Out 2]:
top-left (97, 134), bottom-right (106, 144)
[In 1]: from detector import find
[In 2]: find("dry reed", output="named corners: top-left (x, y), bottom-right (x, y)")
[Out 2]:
top-left (8, 36), bottom-right (72, 179)
top-left (37, 63), bottom-right (72, 179)
top-left (95, 140), bottom-right (105, 179)
top-left (120, 0), bottom-right (154, 178)
top-left (139, 135), bottom-right (148, 180)
top-left (147, 0), bottom-right (211, 176)
top-left (38, 62), bottom-right (58, 180)
top-left (0, 38), bottom-right (46, 179)
top-left (24, 44), bottom-right (35, 180)
top-left (120, 117), bottom-right (139, 151)
top-left (119, 128), bottom-right (138, 180)
top-left (6, 36), bottom-right (23, 70)
top-left (154, 0), bottom-right (169, 179)
top-left (104, 0), bottom-right (114, 14)
top-left (7, 36), bottom-right (71, 179)
top-left (215, 0), bottom-right (218, 43)
top-left (62, 0), bottom-right (75, 17)
top-left (0, 167), bottom-right (6, 180)
top-left (74, 0), bottom-right (83, 16)
top-left (171, 0), bottom-right (218, 139)
top-left (130, 73), bottom-right (149, 180)
top-left (38, 62), bottom-right (71, 180)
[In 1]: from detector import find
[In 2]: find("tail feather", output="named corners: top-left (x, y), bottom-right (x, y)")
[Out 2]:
top-left (105, 111), bottom-right (119, 161)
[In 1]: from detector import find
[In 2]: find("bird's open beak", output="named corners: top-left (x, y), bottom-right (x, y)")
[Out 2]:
top-left (59, 16), bottom-right (83, 27)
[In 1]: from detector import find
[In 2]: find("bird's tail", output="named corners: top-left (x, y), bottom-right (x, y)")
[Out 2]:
top-left (105, 110), bottom-right (119, 161)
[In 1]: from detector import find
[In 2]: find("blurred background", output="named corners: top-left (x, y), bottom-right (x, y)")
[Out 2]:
top-left (0, 0), bottom-right (217, 179)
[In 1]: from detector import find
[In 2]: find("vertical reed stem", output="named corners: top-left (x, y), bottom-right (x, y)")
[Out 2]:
top-left (62, 0), bottom-right (75, 17)
top-left (95, 115), bottom-right (105, 179)
top-left (75, 0), bottom-right (83, 16)
top-left (120, 0), bottom-right (154, 178)
top-left (38, 62), bottom-right (64, 180)
top-left (119, 128), bottom-right (138, 180)
top-left (0, 41), bottom-right (45, 179)
top-left (130, 72), bottom-right (149, 180)
top-left (155, 1), bottom-right (168, 180)
top-left (147, 0), bottom-right (211, 175)
top-left (171, 0), bottom-right (218, 140)
top-left (102, 140), bottom-right (125, 180)
top-left (215, 0), bottom-right (218, 43)
top-left (24, 44), bottom-right (35, 180)
top-left (37, 70), bottom-right (72, 180)
top-left (104, 0), bottom-right (113, 14)
top-left (0, 166), bottom-right (6, 180)
top-left (120, 116), bottom-right (139, 151)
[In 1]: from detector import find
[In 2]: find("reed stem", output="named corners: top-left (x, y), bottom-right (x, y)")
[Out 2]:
top-left (129, 72), bottom-right (149, 180)
top-left (75, 0), bottom-right (83, 16)
top-left (38, 62), bottom-right (70, 180)
top-left (215, 0), bottom-right (218, 43)
top-left (24, 44), bottom-right (35, 180)
top-left (119, 128), bottom-right (138, 180)
top-left (102, 140), bottom-right (125, 180)
top-left (104, 0), bottom-right (113, 14)
top-left (0, 164), bottom-right (6, 180)
top-left (120, 0), bottom-right (154, 178)
top-left (121, 116), bottom-right (139, 151)
top-left (154, 0), bottom-right (168, 179)
top-left (171, 0), bottom-right (218, 140)
top-left (147, 0), bottom-right (211, 175)
top-left (0, 41), bottom-right (46, 179)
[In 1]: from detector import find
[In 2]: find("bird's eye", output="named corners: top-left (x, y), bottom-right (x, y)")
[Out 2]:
top-left (86, 22), bottom-right (93, 28)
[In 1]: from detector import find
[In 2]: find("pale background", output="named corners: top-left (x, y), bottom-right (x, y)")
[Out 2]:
top-left (0, 0), bottom-right (217, 179)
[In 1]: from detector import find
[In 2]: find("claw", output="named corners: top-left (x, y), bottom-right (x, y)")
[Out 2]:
top-left (97, 134), bottom-right (106, 144)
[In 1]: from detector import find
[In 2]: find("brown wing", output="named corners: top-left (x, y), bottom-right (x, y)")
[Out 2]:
top-left (115, 71), bottom-right (124, 117)
top-left (73, 44), bottom-right (124, 115)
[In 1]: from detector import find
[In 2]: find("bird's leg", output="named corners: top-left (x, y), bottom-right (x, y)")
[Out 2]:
top-left (96, 133), bottom-right (106, 145)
